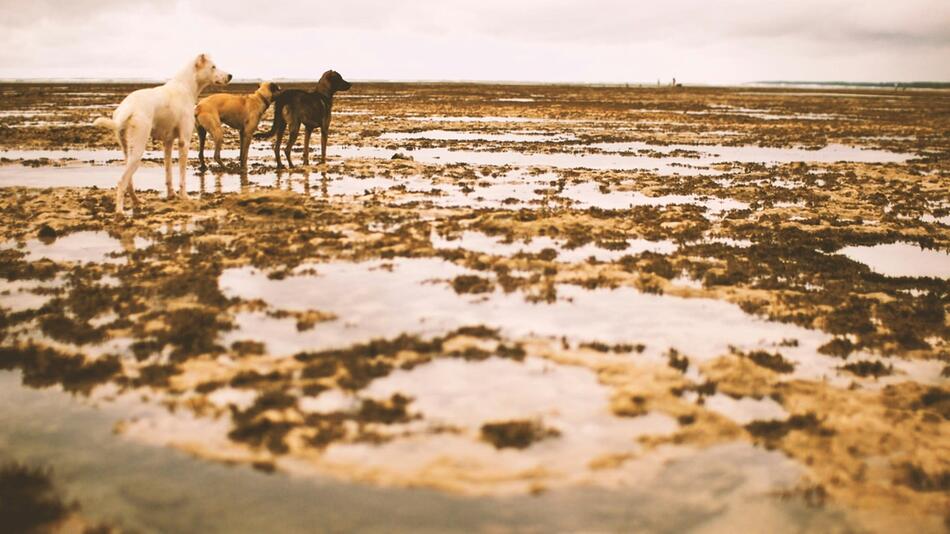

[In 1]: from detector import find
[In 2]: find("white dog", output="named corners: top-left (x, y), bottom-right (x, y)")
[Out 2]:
top-left (93, 54), bottom-right (231, 213)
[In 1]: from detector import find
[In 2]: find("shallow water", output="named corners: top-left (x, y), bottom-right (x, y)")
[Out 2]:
top-left (5, 230), bottom-right (146, 264)
top-left (431, 230), bottom-right (679, 262)
top-left (0, 371), bottom-right (854, 533)
top-left (222, 259), bottom-right (829, 375)
top-left (408, 116), bottom-right (550, 123)
top-left (220, 257), bottom-right (946, 387)
top-left (562, 181), bottom-right (749, 213)
top-left (346, 145), bottom-right (724, 174)
top-left (331, 356), bottom-right (681, 491)
top-left (838, 243), bottom-right (950, 278)
top-left (590, 141), bottom-right (912, 164)
top-left (380, 130), bottom-right (576, 142)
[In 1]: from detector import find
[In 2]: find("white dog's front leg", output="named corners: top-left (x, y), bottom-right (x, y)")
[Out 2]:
top-left (177, 137), bottom-right (190, 199)
top-left (163, 141), bottom-right (174, 198)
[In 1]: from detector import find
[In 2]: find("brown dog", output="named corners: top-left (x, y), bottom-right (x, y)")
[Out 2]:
top-left (255, 70), bottom-right (351, 168)
top-left (196, 81), bottom-right (281, 170)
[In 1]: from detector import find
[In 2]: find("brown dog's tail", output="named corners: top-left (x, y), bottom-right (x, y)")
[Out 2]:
top-left (254, 97), bottom-right (285, 139)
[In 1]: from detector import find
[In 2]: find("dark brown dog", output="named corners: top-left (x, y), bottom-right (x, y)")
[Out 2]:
top-left (255, 70), bottom-right (351, 168)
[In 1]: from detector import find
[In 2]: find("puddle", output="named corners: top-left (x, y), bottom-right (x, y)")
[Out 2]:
top-left (327, 356), bottom-right (679, 492)
top-left (701, 394), bottom-right (789, 425)
top-left (408, 116), bottom-right (549, 123)
top-left (562, 182), bottom-right (749, 214)
top-left (218, 257), bottom-right (889, 384)
top-left (380, 130), bottom-right (575, 143)
top-left (590, 141), bottom-right (912, 164)
top-left (0, 279), bottom-right (57, 312)
top-left (737, 92), bottom-right (910, 99)
top-left (837, 243), bottom-right (950, 278)
top-left (921, 213), bottom-right (950, 226)
top-left (9, 231), bottom-right (146, 264)
top-left (343, 146), bottom-right (722, 175)
top-left (0, 158), bottom-right (300, 194)
top-left (689, 105), bottom-right (844, 121)
top-left (431, 230), bottom-right (678, 262)
top-left (0, 370), bottom-right (846, 533)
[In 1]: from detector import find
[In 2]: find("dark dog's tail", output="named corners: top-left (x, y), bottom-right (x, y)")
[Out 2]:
top-left (255, 97), bottom-right (285, 139)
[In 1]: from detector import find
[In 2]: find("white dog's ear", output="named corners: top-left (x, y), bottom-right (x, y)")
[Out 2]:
top-left (195, 54), bottom-right (208, 69)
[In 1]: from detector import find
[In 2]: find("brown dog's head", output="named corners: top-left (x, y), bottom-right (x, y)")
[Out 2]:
top-left (315, 70), bottom-right (351, 96)
top-left (256, 81), bottom-right (281, 100)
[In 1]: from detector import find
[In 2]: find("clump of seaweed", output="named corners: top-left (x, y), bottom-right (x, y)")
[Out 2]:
top-left (0, 344), bottom-right (120, 394)
top-left (732, 348), bottom-right (795, 374)
top-left (745, 412), bottom-right (834, 447)
top-left (480, 420), bottom-right (560, 449)
top-left (839, 360), bottom-right (893, 378)
top-left (451, 274), bottom-right (495, 294)
top-left (0, 462), bottom-right (73, 533)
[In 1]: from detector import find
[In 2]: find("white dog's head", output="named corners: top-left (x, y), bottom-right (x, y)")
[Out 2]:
top-left (193, 54), bottom-right (231, 87)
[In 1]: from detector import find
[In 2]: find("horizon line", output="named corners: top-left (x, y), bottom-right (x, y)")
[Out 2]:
top-left (0, 77), bottom-right (948, 87)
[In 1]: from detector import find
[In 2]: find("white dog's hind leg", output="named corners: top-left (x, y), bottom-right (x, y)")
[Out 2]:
top-left (116, 121), bottom-right (147, 214)
top-left (177, 137), bottom-right (190, 199)
top-left (177, 119), bottom-right (194, 198)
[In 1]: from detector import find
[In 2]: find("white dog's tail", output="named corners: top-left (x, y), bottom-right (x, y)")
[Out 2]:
top-left (93, 117), bottom-right (118, 131)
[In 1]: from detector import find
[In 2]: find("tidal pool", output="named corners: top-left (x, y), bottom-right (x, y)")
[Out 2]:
top-left (431, 230), bottom-right (679, 262)
top-left (10, 230), bottom-right (146, 264)
top-left (837, 243), bottom-right (950, 278)
top-left (380, 130), bottom-right (576, 142)
top-left (1, 370), bottom-right (855, 533)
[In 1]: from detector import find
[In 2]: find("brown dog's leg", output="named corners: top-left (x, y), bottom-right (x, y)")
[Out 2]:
top-left (212, 126), bottom-right (225, 170)
top-left (239, 131), bottom-right (247, 169)
top-left (285, 119), bottom-right (301, 168)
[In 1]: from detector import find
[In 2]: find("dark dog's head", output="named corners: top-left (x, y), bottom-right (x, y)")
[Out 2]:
top-left (316, 70), bottom-right (351, 95)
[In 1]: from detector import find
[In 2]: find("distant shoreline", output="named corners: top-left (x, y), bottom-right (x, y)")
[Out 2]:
top-left (0, 79), bottom-right (947, 89)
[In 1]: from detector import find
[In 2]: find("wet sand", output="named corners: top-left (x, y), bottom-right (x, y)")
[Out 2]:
top-left (0, 82), bottom-right (948, 533)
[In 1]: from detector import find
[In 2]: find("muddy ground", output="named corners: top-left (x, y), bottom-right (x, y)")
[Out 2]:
top-left (0, 82), bottom-right (948, 533)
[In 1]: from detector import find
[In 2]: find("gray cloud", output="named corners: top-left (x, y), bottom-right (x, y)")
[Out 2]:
top-left (0, 0), bottom-right (947, 82)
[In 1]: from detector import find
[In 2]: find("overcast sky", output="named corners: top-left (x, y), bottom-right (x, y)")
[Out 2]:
top-left (1, 0), bottom-right (948, 83)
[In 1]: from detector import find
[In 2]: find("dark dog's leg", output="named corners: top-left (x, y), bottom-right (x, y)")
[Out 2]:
top-left (197, 125), bottom-right (207, 171)
top-left (303, 126), bottom-right (313, 166)
top-left (285, 119), bottom-right (301, 169)
top-left (273, 119), bottom-right (286, 169)
top-left (320, 126), bottom-right (328, 164)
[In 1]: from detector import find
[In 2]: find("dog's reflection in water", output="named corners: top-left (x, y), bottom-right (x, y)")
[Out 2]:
top-left (275, 168), bottom-right (328, 197)
top-left (197, 168), bottom-right (250, 196)
top-left (194, 167), bottom-right (328, 197)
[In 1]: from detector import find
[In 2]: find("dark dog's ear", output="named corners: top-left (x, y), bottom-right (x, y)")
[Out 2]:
top-left (271, 82), bottom-right (281, 93)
